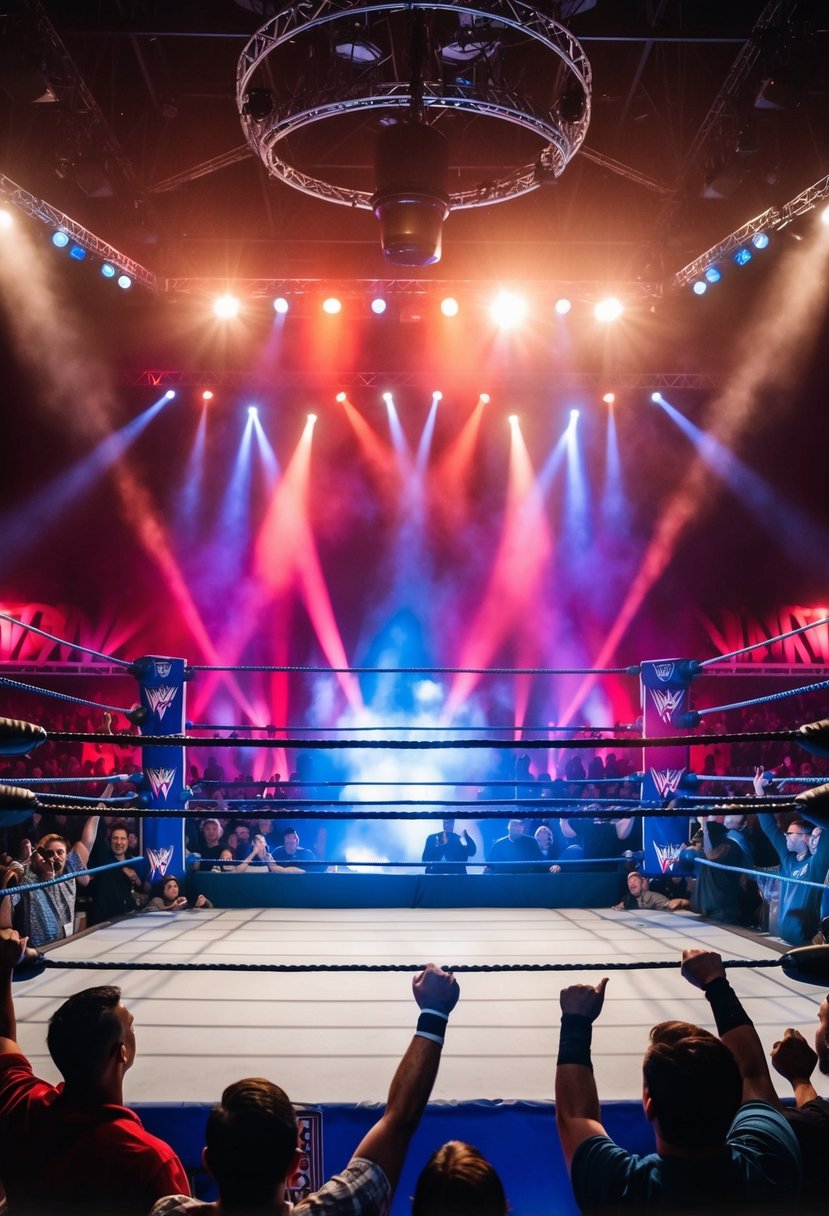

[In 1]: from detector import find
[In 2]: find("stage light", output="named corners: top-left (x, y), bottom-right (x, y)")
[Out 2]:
top-left (704, 266), bottom-right (721, 283)
top-left (432, 390), bottom-right (443, 401)
top-left (692, 280), bottom-right (707, 295)
top-left (733, 247), bottom-right (752, 266)
top-left (273, 296), bottom-right (289, 314)
top-left (335, 391), bottom-right (347, 403)
top-left (440, 296), bottom-right (459, 317)
top-left (164, 390), bottom-right (176, 400)
top-left (752, 231), bottom-right (770, 249)
top-left (650, 391), bottom-right (663, 403)
top-left (100, 262), bottom-right (116, 278)
top-left (602, 392), bottom-right (615, 405)
top-left (214, 293), bottom-right (240, 319)
top-left (322, 296), bottom-right (342, 314)
top-left (821, 203), bottom-right (829, 227)
top-left (594, 296), bottom-right (623, 322)
top-left (370, 297), bottom-right (387, 315)
top-left (479, 392), bottom-right (490, 404)
top-left (117, 274), bottom-right (132, 289)
top-left (202, 390), bottom-right (214, 402)
top-left (491, 290), bottom-right (527, 329)
top-left (308, 412), bottom-right (317, 423)
top-left (51, 230), bottom-right (69, 248)
top-left (382, 391), bottom-right (394, 405)
top-left (248, 405), bottom-right (258, 417)
top-left (554, 297), bottom-right (572, 316)
top-left (69, 244), bottom-right (86, 261)
top-left (508, 414), bottom-right (518, 424)
top-left (372, 121), bottom-right (450, 266)
top-left (570, 409), bottom-right (579, 421)
top-left (0, 210), bottom-right (13, 230)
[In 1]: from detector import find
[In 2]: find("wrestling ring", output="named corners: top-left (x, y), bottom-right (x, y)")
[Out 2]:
top-left (1, 609), bottom-right (829, 1214)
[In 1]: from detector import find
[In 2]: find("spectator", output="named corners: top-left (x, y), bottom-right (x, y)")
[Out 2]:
top-left (270, 827), bottom-right (318, 871)
top-left (486, 820), bottom-right (543, 873)
top-left (412, 1140), bottom-right (507, 1216)
top-left (0, 928), bottom-right (189, 1214)
top-left (690, 818), bottom-right (754, 927)
top-left (88, 820), bottom-right (143, 926)
top-left (533, 824), bottom-right (562, 872)
top-left (555, 948), bottom-right (801, 1211)
top-left (146, 876), bottom-right (212, 911)
top-left (755, 769), bottom-right (829, 945)
top-left (149, 964), bottom-right (459, 1216)
top-left (422, 819), bottom-right (477, 874)
top-left (0, 814), bottom-right (99, 947)
top-left (613, 869), bottom-right (690, 911)
top-left (191, 818), bottom-right (227, 871)
top-left (770, 1001), bottom-right (829, 1211)
top-left (236, 835), bottom-right (303, 874)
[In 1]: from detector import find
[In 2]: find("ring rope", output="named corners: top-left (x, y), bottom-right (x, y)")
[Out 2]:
top-left (28, 803), bottom-right (807, 820)
top-left (0, 611), bottom-right (133, 668)
top-left (699, 615), bottom-right (829, 667)
top-left (4, 774), bottom-right (137, 786)
top-left (2, 856), bottom-right (146, 896)
top-left (188, 664), bottom-right (640, 676)
top-left (41, 727), bottom-right (811, 749)
top-left (34, 957), bottom-right (785, 974)
top-left (17, 792), bottom-right (140, 807)
top-left (194, 855), bottom-right (641, 869)
top-left (695, 855), bottom-right (829, 893)
top-left (187, 723), bottom-right (640, 734)
top-left (0, 677), bottom-right (134, 717)
top-left (191, 778), bottom-right (642, 790)
top-left (694, 678), bottom-right (829, 720)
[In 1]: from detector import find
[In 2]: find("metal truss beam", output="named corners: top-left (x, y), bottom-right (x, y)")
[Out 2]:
top-left (121, 369), bottom-right (725, 390)
top-left (0, 173), bottom-right (158, 293)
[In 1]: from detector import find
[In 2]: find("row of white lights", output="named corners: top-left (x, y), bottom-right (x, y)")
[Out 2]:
top-left (213, 291), bottom-right (626, 326)
top-left (0, 210), bottom-right (135, 290)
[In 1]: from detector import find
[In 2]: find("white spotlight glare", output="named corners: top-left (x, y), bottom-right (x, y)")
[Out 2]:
top-left (248, 405), bottom-right (258, 417)
top-left (370, 297), bottom-right (387, 315)
top-left (650, 391), bottom-right (663, 403)
top-left (164, 390), bottom-right (176, 400)
top-left (569, 409), bottom-right (580, 421)
top-left (440, 297), bottom-right (459, 318)
top-left (491, 291), bottom-right (527, 329)
top-left (692, 280), bottom-right (707, 295)
top-left (117, 274), bottom-right (132, 290)
top-left (0, 210), bottom-right (13, 230)
top-left (214, 293), bottom-right (240, 319)
top-left (594, 296), bottom-right (623, 322)
top-left (508, 414), bottom-right (518, 424)
top-left (821, 203), bottom-right (829, 227)
top-left (479, 392), bottom-right (490, 404)
top-left (273, 296), bottom-right (289, 314)
top-left (307, 413), bottom-right (317, 424)
top-left (432, 390), bottom-right (443, 402)
top-left (554, 297), bottom-right (572, 316)
top-left (382, 391), bottom-right (393, 404)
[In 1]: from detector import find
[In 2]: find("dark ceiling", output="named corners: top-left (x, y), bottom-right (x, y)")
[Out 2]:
top-left (1, 0), bottom-right (827, 290)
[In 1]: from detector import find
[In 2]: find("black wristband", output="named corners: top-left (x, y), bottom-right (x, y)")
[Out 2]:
top-left (416, 1010), bottom-right (448, 1045)
top-left (557, 1013), bottom-right (593, 1068)
top-left (703, 975), bottom-right (752, 1035)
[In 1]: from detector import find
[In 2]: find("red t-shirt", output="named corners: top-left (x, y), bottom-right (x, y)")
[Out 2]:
top-left (0, 1053), bottom-right (190, 1214)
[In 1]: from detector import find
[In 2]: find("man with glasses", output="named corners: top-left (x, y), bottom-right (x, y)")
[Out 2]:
top-left (755, 768), bottom-right (829, 945)
top-left (0, 814), bottom-right (99, 947)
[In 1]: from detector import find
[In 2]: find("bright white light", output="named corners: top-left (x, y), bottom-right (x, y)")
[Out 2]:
top-left (491, 291), bottom-right (528, 329)
top-left (164, 390), bottom-right (176, 400)
top-left (440, 297), bottom-right (459, 317)
top-left (202, 390), bottom-right (214, 402)
top-left (382, 391), bottom-right (393, 404)
top-left (508, 414), bottom-right (519, 424)
top-left (692, 280), bottom-right (707, 295)
top-left (307, 413), bottom-right (317, 424)
top-left (214, 293), bottom-right (240, 319)
top-left (335, 391), bottom-right (347, 403)
top-left (751, 232), bottom-right (770, 249)
top-left (602, 392), bottom-right (615, 405)
top-left (821, 203), bottom-right (829, 227)
top-left (570, 409), bottom-right (580, 421)
top-left (554, 297), bottom-right (572, 316)
top-left (371, 297), bottom-right (387, 315)
top-left (51, 230), bottom-right (69, 248)
top-left (248, 405), bottom-right (258, 417)
top-left (0, 210), bottom-right (13, 230)
top-left (273, 296), bottom-right (289, 314)
top-left (100, 262), bottom-right (116, 279)
top-left (650, 391), bottom-right (663, 403)
top-left (432, 390), bottom-right (443, 402)
top-left (479, 392), bottom-right (490, 404)
top-left (322, 296), bottom-right (342, 315)
top-left (594, 296), bottom-right (623, 322)
top-left (117, 274), bottom-right (132, 290)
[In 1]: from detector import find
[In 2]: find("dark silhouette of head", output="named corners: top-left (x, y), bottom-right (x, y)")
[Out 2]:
top-left (412, 1141), bottom-right (507, 1216)
top-left (643, 1020), bottom-right (742, 1150)
top-left (205, 1078), bottom-right (299, 1208)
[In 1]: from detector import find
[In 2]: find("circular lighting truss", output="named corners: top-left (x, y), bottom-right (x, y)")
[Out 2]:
top-left (236, 0), bottom-right (591, 213)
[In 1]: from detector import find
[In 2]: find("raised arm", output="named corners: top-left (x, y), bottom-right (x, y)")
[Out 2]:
top-left (555, 978), bottom-right (610, 1169)
top-left (0, 929), bottom-right (27, 1055)
top-left (352, 963), bottom-right (459, 1191)
top-left (771, 1027), bottom-right (819, 1108)
top-left (681, 948), bottom-right (780, 1107)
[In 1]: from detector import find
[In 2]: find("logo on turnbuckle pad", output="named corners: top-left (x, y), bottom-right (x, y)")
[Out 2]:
top-left (651, 767), bottom-right (686, 797)
top-left (146, 845), bottom-right (175, 881)
top-left (146, 767), bottom-right (177, 801)
top-left (653, 842), bottom-right (684, 874)
top-left (650, 687), bottom-right (684, 724)
top-left (653, 662), bottom-right (675, 682)
top-left (145, 684), bottom-right (178, 721)
top-left (153, 660), bottom-right (173, 679)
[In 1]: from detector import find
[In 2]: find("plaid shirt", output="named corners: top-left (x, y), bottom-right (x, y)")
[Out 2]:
top-left (150, 1158), bottom-right (390, 1216)
top-left (9, 850), bottom-right (84, 947)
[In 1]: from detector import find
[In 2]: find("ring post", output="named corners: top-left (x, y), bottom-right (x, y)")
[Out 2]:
top-left (133, 656), bottom-right (187, 885)
top-left (640, 659), bottom-right (694, 877)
